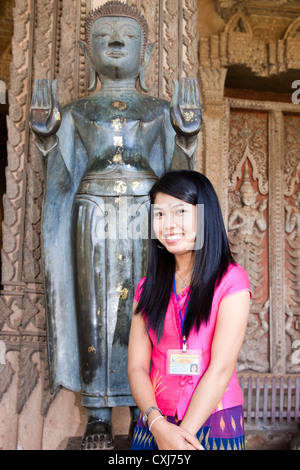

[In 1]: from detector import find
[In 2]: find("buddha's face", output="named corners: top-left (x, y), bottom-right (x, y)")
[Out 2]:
top-left (90, 16), bottom-right (142, 80)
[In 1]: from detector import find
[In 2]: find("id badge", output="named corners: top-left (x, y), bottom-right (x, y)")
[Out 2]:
top-left (167, 349), bottom-right (202, 376)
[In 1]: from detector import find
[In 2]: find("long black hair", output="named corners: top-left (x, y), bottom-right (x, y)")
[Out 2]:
top-left (135, 170), bottom-right (235, 341)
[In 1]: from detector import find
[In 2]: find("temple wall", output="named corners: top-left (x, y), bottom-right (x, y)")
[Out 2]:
top-left (0, 0), bottom-right (299, 450)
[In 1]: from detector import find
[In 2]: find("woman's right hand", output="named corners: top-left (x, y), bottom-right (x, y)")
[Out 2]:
top-left (150, 417), bottom-right (204, 450)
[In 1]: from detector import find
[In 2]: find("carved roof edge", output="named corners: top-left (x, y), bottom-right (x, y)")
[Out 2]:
top-left (199, 12), bottom-right (300, 76)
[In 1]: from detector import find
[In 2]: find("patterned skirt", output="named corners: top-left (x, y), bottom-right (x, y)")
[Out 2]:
top-left (131, 405), bottom-right (245, 450)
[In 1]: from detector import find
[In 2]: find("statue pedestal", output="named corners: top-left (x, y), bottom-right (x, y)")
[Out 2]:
top-left (65, 435), bottom-right (131, 450)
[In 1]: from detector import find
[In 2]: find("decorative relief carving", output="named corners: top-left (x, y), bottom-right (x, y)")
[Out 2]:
top-left (228, 112), bottom-right (268, 195)
top-left (268, 110), bottom-right (286, 374)
top-left (284, 113), bottom-right (300, 373)
top-left (199, 6), bottom-right (300, 77)
top-left (229, 161), bottom-right (267, 269)
top-left (0, 362), bottom-right (14, 404)
top-left (228, 110), bottom-right (269, 372)
top-left (199, 67), bottom-right (227, 103)
top-left (197, 66), bottom-right (227, 204)
top-left (164, 0), bottom-right (179, 98)
top-left (129, 0), bottom-right (198, 99)
top-left (283, 14), bottom-right (300, 39)
top-left (182, 0), bottom-right (198, 79)
top-left (2, 0), bottom-right (29, 284)
top-left (57, 1), bottom-right (78, 105)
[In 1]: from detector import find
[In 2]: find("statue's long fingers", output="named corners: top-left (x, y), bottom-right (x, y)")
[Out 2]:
top-left (41, 78), bottom-right (51, 109)
top-left (46, 78), bottom-right (52, 108)
top-left (190, 79), bottom-right (196, 107)
top-left (181, 78), bottom-right (193, 107)
top-left (186, 79), bottom-right (192, 107)
top-left (171, 79), bottom-right (179, 108)
top-left (37, 79), bottom-right (43, 108)
top-left (51, 79), bottom-right (60, 111)
top-left (47, 79), bottom-right (61, 132)
top-left (179, 78), bottom-right (186, 107)
top-left (193, 79), bottom-right (201, 108)
top-left (40, 79), bottom-right (45, 108)
top-left (31, 79), bottom-right (40, 108)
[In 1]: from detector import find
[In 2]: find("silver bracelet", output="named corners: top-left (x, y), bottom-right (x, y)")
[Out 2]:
top-left (149, 415), bottom-right (164, 433)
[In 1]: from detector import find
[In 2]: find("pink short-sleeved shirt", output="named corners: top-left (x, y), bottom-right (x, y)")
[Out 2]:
top-left (133, 263), bottom-right (252, 420)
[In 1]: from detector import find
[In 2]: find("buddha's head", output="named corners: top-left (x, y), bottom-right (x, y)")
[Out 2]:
top-left (82, 1), bottom-right (150, 88)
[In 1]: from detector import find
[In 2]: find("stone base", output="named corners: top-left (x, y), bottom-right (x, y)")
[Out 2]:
top-left (245, 430), bottom-right (300, 450)
top-left (65, 435), bottom-right (131, 450)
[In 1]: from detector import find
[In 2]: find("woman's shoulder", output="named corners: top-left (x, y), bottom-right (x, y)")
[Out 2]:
top-left (217, 263), bottom-right (252, 299)
top-left (225, 262), bottom-right (249, 278)
top-left (133, 277), bottom-right (146, 302)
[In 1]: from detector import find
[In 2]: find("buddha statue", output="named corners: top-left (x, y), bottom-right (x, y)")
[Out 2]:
top-left (30, 1), bottom-right (201, 449)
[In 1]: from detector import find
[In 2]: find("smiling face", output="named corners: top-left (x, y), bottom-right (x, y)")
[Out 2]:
top-left (152, 192), bottom-right (198, 255)
top-left (90, 16), bottom-right (142, 80)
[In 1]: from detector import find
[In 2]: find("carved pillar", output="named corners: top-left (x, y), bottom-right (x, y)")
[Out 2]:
top-left (198, 67), bottom-right (228, 214)
top-left (268, 110), bottom-right (286, 374)
top-left (128, 0), bottom-right (199, 100)
top-left (284, 112), bottom-right (300, 374)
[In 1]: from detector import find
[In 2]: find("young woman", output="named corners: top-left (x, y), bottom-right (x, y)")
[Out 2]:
top-left (128, 170), bottom-right (251, 450)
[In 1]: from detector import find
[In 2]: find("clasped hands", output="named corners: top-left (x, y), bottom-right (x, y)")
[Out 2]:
top-left (150, 415), bottom-right (204, 451)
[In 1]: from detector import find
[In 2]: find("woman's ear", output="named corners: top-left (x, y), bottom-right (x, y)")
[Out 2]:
top-left (78, 40), bottom-right (98, 92)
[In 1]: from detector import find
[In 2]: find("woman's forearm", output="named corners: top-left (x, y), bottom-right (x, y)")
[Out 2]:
top-left (128, 365), bottom-right (162, 426)
top-left (129, 366), bottom-right (203, 450)
top-left (180, 365), bottom-right (234, 435)
top-left (181, 291), bottom-right (250, 436)
top-left (127, 310), bottom-right (159, 421)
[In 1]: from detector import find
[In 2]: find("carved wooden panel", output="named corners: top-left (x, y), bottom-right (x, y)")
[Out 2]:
top-left (226, 102), bottom-right (300, 379)
top-left (284, 113), bottom-right (300, 373)
top-left (228, 109), bottom-right (269, 373)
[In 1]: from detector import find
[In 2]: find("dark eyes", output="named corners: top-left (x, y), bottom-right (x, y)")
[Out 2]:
top-left (153, 209), bottom-right (186, 218)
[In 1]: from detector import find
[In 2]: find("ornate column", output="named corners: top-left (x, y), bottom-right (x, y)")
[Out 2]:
top-left (283, 112), bottom-right (300, 374)
top-left (268, 110), bottom-right (286, 374)
top-left (198, 67), bottom-right (228, 215)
